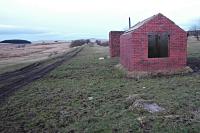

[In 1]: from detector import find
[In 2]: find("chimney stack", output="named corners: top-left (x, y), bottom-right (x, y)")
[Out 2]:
top-left (129, 17), bottom-right (131, 29)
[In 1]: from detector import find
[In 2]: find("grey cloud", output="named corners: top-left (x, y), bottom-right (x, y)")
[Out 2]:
top-left (0, 25), bottom-right (48, 35)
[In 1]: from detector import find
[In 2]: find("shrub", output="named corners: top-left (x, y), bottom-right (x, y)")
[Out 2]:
top-left (95, 40), bottom-right (101, 45)
top-left (99, 41), bottom-right (109, 47)
top-left (85, 39), bottom-right (90, 44)
top-left (70, 39), bottom-right (91, 48)
top-left (95, 40), bottom-right (109, 47)
top-left (70, 39), bottom-right (86, 47)
top-left (16, 44), bottom-right (26, 48)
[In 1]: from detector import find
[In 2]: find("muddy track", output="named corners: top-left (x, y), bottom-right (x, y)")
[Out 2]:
top-left (0, 47), bottom-right (83, 101)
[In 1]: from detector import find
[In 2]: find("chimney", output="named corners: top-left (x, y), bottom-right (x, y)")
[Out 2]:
top-left (129, 17), bottom-right (131, 29)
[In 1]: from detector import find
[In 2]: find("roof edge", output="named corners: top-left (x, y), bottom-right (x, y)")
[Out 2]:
top-left (124, 13), bottom-right (186, 34)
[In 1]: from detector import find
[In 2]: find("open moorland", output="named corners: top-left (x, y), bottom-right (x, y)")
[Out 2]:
top-left (0, 42), bottom-right (71, 74)
top-left (0, 37), bottom-right (200, 132)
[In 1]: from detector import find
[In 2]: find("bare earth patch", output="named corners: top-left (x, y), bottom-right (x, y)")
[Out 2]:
top-left (126, 94), bottom-right (165, 113)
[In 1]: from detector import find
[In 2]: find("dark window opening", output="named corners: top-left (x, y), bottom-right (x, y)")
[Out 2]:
top-left (148, 33), bottom-right (169, 58)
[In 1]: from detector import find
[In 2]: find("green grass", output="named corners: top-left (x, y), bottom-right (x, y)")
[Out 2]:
top-left (0, 63), bottom-right (32, 74)
top-left (188, 38), bottom-right (200, 58)
top-left (1, 42), bottom-right (200, 132)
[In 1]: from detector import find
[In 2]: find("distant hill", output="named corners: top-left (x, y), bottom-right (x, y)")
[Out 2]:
top-left (0, 39), bottom-right (31, 44)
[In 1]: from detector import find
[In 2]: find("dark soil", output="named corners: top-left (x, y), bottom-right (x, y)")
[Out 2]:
top-left (0, 47), bottom-right (83, 102)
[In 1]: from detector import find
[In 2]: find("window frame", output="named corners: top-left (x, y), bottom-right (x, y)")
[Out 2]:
top-left (147, 32), bottom-right (170, 58)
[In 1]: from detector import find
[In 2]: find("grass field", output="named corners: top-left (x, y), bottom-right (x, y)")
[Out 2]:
top-left (0, 39), bottom-right (200, 132)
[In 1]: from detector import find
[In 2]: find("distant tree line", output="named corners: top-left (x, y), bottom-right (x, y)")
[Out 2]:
top-left (0, 39), bottom-right (31, 44)
top-left (95, 40), bottom-right (109, 47)
top-left (189, 19), bottom-right (200, 41)
top-left (70, 39), bottom-right (90, 47)
top-left (70, 39), bottom-right (109, 47)
top-left (187, 30), bottom-right (200, 41)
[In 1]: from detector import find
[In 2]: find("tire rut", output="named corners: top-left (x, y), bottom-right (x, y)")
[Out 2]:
top-left (0, 47), bottom-right (83, 102)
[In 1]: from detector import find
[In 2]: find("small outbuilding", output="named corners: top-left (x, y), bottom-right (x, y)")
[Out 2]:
top-left (109, 31), bottom-right (124, 57)
top-left (120, 13), bottom-right (187, 72)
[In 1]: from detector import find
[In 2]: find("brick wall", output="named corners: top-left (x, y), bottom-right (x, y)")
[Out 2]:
top-left (120, 14), bottom-right (187, 72)
top-left (109, 31), bottom-right (124, 57)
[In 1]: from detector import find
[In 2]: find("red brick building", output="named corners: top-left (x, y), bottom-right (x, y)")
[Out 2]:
top-left (120, 13), bottom-right (187, 72)
top-left (109, 31), bottom-right (124, 57)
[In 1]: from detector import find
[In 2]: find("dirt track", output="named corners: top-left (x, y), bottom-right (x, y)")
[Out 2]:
top-left (0, 47), bottom-right (83, 101)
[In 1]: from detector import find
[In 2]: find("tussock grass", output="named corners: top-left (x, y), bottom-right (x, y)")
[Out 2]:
top-left (1, 43), bottom-right (200, 132)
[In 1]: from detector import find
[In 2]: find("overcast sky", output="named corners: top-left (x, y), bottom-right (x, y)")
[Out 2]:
top-left (0, 0), bottom-right (199, 41)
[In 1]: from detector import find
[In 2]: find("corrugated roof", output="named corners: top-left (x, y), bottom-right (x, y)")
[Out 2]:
top-left (125, 13), bottom-right (161, 33)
